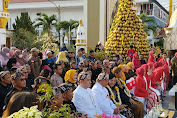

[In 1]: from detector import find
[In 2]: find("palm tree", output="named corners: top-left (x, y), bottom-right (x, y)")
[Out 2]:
top-left (56, 19), bottom-right (79, 41)
top-left (56, 19), bottom-right (79, 34)
top-left (35, 13), bottom-right (57, 33)
top-left (140, 13), bottom-right (157, 36)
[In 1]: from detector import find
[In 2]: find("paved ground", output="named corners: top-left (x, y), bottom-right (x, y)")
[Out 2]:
top-left (162, 91), bottom-right (177, 118)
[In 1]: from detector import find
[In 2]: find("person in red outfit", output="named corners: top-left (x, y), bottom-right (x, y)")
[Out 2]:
top-left (148, 51), bottom-right (156, 63)
top-left (127, 45), bottom-right (135, 59)
top-left (141, 64), bottom-right (157, 110)
top-left (147, 63), bottom-right (161, 101)
top-left (132, 53), bottom-right (141, 70)
top-left (134, 67), bottom-right (149, 108)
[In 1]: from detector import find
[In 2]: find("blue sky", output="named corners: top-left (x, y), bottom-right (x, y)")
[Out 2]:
top-left (157, 0), bottom-right (177, 11)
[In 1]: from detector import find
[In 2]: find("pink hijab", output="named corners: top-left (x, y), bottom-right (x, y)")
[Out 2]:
top-left (13, 50), bottom-right (27, 67)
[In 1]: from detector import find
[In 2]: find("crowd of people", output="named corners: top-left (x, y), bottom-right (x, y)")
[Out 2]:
top-left (0, 43), bottom-right (176, 118)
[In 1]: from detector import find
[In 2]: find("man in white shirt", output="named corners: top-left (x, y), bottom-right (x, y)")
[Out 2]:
top-left (92, 73), bottom-right (126, 118)
top-left (73, 71), bottom-right (102, 118)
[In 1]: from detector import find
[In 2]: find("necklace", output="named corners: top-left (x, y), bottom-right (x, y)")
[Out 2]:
top-left (118, 78), bottom-right (132, 98)
top-left (106, 85), bottom-right (122, 105)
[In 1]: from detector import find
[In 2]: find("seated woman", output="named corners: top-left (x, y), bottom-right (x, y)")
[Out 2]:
top-left (125, 62), bottom-right (137, 80)
top-left (147, 63), bottom-right (161, 101)
top-left (64, 69), bottom-right (78, 90)
top-left (141, 64), bottom-right (158, 110)
top-left (112, 67), bottom-right (144, 118)
top-left (106, 74), bottom-right (134, 118)
top-left (2, 92), bottom-right (41, 118)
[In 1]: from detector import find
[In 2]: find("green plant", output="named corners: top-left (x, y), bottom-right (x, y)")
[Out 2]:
top-left (35, 13), bottom-right (57, 34)
top-left (10, 28), bottom-right (40, 50)
top-left (13, 14), bottom-right (36, 34)
top-left (140, 13), bottom-right (157, 36)
top-left (35, 33), bottom-right (59, 54)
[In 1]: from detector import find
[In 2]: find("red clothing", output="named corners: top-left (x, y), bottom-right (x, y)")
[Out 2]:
top-left (134, 67), bottom-right (149, 97)
top-left (159, 58), bottom-right (172, 67)
top-left (151, 67), bottom-right (163, 88)
top-left (127, 49), bottom-right (135, 58)
top-left (148, 51), bottom-right (155, 63)
top-left (132, 53), bottom-right (141, 70)
top-left (157, 57), bottom-right (162, 62)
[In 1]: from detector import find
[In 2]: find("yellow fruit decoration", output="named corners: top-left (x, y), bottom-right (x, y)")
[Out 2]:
top-left (105, 0), bottom-right (150, 58)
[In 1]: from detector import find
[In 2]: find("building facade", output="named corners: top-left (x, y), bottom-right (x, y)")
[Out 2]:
top-left (7, 0), bottom-right (119, 49)
top-left (135, 0), bottom-right (169, 45)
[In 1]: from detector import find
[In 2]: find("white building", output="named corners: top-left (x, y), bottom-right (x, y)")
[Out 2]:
top-left (7, 0), bottom-right (119, 49)
top-left (135, 0), bottom-right (169, 45)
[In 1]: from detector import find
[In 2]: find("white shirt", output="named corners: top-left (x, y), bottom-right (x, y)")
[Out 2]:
top-left (73, 85), bottom-right (102, 118)
top-left (92, 82), bottom-right (117, 116)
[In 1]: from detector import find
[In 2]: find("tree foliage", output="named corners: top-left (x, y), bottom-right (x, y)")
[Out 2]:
top-left (140, 13), bottom-right (157, 36)
top-left (11, 14), bottom-right (39, 49)
top-left (12, 13), bottom-right (36, 34)
top-left (35, 13), bottom-right (57, 33)
top-left (56, 19), bottom-right (79, 32)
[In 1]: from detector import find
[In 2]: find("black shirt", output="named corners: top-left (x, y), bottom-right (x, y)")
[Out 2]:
top-left (0, 83), bottom-right (11, 116)
top-left (4, 87), bottom-right (28, 106)
top-left (140, 59), bottom-right (146, 65)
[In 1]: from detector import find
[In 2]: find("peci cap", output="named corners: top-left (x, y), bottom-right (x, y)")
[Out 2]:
top-left (0, 71), bottom-right (10, 78)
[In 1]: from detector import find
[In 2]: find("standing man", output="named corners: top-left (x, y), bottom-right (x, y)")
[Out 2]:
top-left (172, 52), bottom-right (177, 85)
top-left (28, 48), bottom-right (41, 78)
top-left (50, 64), bottom-right (63, 88)
top-left (127, 45), bottom-right (135, 59)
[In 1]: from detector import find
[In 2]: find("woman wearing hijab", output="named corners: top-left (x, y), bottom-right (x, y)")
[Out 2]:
top-left (22, 49), bottom-right (29, 62)
top-left (132, 53), bottom-right (141, 70)
top-left (147, 63), bottom-right (161, 100)
top-left (118, 64), bottom-right (128, 82)
top-left (125, 62), bottom-right (137, 80)
top-left (64, 69), bottom-right (78, 90)
top-left (13, 50), bottom-right (27, 68)
top-left (0, 47), bottom-right (10, 67)
top-left (43, 49), bottom-right (50, 60)
top-left (148, 51), bottom-right (156, 63)
top-left (141, 64), bottom-right (157, 110)
top-left (9, 47), bottom-right (17, 58)
top-left (56, 52), bottom-right (69, 71)
top-left (60, 43), bottom-right (68, 52)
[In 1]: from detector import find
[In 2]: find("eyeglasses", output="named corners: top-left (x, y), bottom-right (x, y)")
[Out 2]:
top-left (19, 78), bottom-right (26, 82)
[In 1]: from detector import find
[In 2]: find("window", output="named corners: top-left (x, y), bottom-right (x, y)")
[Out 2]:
top-left (143, 4), bottom-right (146, 10)
top-left (150, 4), bottom-right (153, 9)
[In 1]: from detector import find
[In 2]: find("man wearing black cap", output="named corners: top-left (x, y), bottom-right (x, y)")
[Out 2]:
top-left (0, 71), bottom-right (11, 116)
